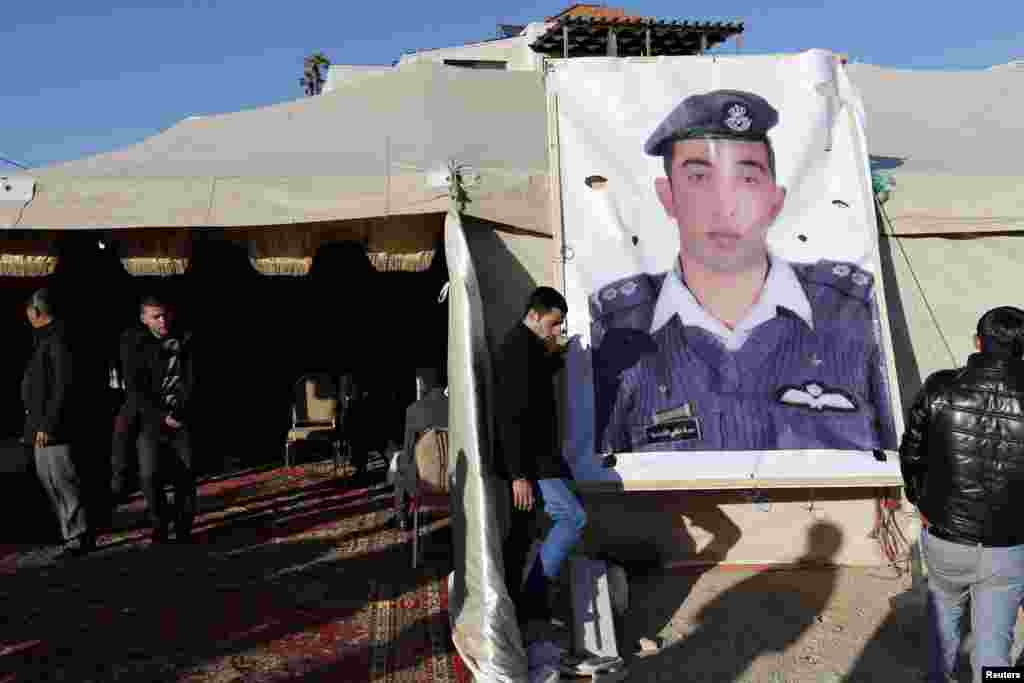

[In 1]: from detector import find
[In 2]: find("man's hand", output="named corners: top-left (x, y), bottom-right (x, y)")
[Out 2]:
top-left (512, 479), bottom-right (535, 511)
top-left (164, 416), bottom-right (183, 430)
top-left (543, 335), bottom-right (568, 355)
top-left (34, 432), bottom-right (50, 448)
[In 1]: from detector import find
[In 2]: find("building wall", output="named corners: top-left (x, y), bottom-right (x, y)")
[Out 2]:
top-left (395, 24), bottom-right (552, 72)
top-left (323, 65), bottom-right (395, 94)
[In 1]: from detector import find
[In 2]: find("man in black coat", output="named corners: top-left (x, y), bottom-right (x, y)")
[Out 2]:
top-left (118, 296), bottom-right (197, 544)
top-left (21, 289), bottom-right (95, 556)
top-left (495, 287), bottom-right (584, 625)
top-left (900, 306), bottom-right (1024, 682)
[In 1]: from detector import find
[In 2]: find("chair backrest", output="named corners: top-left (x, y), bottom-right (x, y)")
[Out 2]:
top-left (415, 428), bottom-right (450, 496)
top-left (293, 373), bottom-right (338, 425)
top-left (304, 380), bottom-right (337, 423)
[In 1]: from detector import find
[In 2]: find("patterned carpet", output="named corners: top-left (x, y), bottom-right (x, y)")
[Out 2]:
top-left (0, 461), bottom-right (471, 682)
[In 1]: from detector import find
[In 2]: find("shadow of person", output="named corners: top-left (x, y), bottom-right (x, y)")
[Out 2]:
top-left (625, 520), bottom-right (843, 683)
top-left (609, 497), bottom-right (742, 662)
top-left (841, 581), bottom-right (935, 682)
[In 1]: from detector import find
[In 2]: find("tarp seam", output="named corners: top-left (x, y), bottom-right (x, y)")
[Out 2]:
top-left (879, 198), bottom-right (958, 367)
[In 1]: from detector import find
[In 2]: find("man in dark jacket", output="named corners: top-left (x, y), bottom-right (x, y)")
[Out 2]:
top-left (121, 296), bottom-right (197, 544)
top-left (900, 306), bottom-right (1024, 683)
top-left (21, 289), bottom-right (95, 556)
top-left (496, 287), bottom-right (584, 625)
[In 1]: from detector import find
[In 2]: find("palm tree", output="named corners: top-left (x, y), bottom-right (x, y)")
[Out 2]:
top-left (299, 52), bottom-right (331, 96)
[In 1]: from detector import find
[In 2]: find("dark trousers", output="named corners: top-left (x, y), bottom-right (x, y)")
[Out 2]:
top-left (34, 443), bottom-right (89, 542)
top-left (110, 404), bottom-right (137, 502)
top-left (137, 427), bottom-right (196, 536)
top-left (504, 489), bottom-right (541, 620)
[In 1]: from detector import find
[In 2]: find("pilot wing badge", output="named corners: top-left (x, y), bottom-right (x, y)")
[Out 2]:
top-left (777, 382), bottom-right (857, 412)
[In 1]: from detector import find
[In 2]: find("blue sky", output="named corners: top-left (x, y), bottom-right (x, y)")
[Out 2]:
top-left (2, 1), bottom-right (1021, 169)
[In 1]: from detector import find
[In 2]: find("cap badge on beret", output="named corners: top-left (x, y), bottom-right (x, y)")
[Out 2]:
top-left (724, 103), bottom-right (752, 133)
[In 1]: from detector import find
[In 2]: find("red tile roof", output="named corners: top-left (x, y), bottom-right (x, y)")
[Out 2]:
top-left (546, 4), bottom-right (643, 22)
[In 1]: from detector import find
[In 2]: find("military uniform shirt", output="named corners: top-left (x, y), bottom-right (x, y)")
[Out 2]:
top-left (591, 259), bottom-right (897, 453)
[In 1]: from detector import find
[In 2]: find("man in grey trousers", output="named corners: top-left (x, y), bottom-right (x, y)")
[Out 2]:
top-left (900, 306), bottom-right (1024, 682)
top-left (22, 288), bottom-right (95, 557)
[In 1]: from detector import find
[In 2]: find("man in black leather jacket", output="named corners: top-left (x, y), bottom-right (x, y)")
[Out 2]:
top-left (899, 306), bottom-right (1024, 683)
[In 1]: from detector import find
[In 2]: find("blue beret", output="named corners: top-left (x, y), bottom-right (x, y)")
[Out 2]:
top-left (644, 89), bottom-right (779, 157)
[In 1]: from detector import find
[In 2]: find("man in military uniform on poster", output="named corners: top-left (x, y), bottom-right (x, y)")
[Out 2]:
top-left (593, 89), bottom-right (896, 454)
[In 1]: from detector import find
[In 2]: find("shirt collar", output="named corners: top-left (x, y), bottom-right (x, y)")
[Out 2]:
top-left (649, 253), bottom-right (814, 336)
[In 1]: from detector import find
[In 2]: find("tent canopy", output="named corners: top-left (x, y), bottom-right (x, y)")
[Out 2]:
top-left (1, 63), bottom-right (552, 275)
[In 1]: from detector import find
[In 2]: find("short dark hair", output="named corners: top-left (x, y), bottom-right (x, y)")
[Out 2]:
top-left (26, 288), bottom-right (55, 317)
top-left (662, 136), bottom-right (777, 182)
top-left (139, 295), bottom-right (169, 314)
top-left (977, 307), bottom-right (1024, 357)
top-left (523, 286), bottom-right (567, 318)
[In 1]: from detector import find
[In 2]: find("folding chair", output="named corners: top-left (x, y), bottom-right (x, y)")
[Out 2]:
top-left (285, 374), bottom-right (342, 474)
top-left (411, 428), bottom-right (450, 568)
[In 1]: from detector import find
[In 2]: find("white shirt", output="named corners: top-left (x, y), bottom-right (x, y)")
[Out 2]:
top-left (649, 254), bottom-right (814, 351)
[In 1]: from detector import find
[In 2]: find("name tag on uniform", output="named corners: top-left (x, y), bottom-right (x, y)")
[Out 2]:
top-left (648, 402), bottom-right (702, 443)
top-left (646, 417), bottom-right (703, 444)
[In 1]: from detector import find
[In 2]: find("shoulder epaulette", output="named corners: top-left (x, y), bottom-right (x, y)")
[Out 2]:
top-left (792, 260), bottom-right (874, 303)
top-left (589, 273), bottom-right (664, 320)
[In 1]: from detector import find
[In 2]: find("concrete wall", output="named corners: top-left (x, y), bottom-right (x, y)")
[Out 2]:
top-left (580, 487), bottom-right (912, 568)
top-left (323, 65), bottom-right (394, 94)
top-left (395, 24), bottom-right (553, 73)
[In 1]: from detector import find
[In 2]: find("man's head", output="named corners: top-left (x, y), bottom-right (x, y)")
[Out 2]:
top-left (139, 295), bottom-right (173, 339)
top-left (522, 287), bottom-right (567, 341)
top-left (646, 90), bottom-right (787, 274)
top-left (975, 307), bottom-right (1024, 358)
top-left (25, 289), bottom-right (55, 329)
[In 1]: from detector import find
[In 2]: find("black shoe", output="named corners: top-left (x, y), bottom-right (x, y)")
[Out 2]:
top-left (174, 530), bottom-right (194, 545)
top-left (151, 528), bottom-right (170, 545)
top-left (390, 507), bottom-right (410, 530)
top-left (62, 534), bottom-right (97, 558)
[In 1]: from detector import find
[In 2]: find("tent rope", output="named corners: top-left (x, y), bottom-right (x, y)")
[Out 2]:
top-left (877, 197), bottom-right (958, 368)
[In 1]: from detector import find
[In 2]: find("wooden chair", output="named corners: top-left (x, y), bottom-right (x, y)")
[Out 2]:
top-left (285, 374), bottom-right (342, 474)
top-left (411, 428), bottom-right (450, 568)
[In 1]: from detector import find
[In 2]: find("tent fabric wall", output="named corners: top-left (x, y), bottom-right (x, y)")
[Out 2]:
top-left (847, 63), bottom-right (1024, 235)
top-left (879, 232), bottom-right (1024, 409)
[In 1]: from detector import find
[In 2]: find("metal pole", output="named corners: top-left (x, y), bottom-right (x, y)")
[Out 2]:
top-left (563, 24), bottom-right (569, 59)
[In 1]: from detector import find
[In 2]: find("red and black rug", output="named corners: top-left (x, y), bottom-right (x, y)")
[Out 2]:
top-left (0, 463), bottom-right (471, 682)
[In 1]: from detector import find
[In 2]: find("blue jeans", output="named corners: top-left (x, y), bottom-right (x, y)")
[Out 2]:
top-left (920, 528), bottom-right (1024, 683)
top-left (536, 479), bottom-right (587, 579)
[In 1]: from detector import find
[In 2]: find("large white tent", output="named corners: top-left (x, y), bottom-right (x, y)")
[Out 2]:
top-left (3, 55), bottom-right (1021, 567)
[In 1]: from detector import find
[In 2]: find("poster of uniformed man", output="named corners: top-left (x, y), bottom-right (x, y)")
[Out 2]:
top-left (571, 78), bottom-right (899, 455)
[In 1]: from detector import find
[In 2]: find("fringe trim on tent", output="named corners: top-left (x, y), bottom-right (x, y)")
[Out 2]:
top-left (121, 257), bottom-right (189, 276)
top-left (251, 257), bottom-right (313, 276)
top-left (252, 251), bottom-right (435, 275)
top-left (367, 250), bottom-right (435, 273)
top-left (0, 254), bottom-right (57, 277)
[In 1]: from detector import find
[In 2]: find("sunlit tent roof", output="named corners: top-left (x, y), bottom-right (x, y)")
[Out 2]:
top-left (0, 63), bottom-right (551, 275)
top-left (846, 61), bottom-right (1024, 408)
